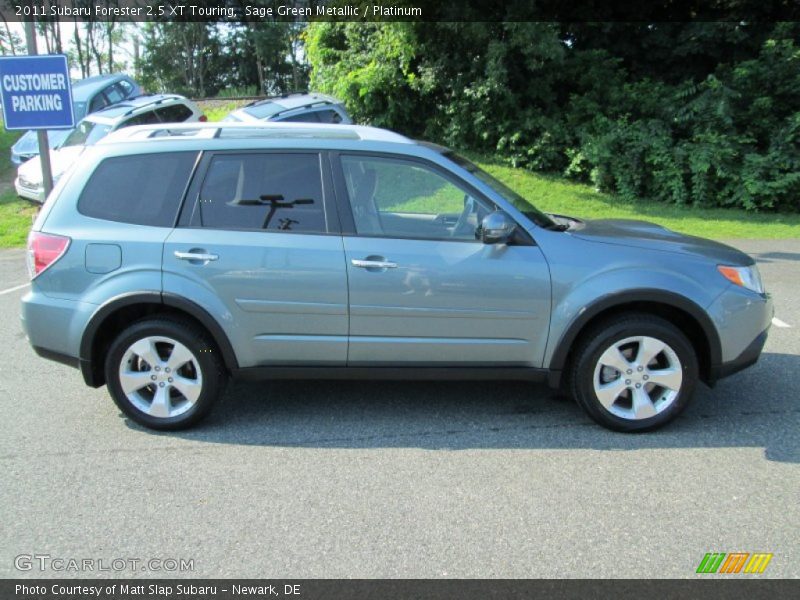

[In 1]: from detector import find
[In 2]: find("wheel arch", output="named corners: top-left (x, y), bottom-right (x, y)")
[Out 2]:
top-left (547, 289), bottom-right (721, 389)
top-left (79, 292), bottom-right (239, 387)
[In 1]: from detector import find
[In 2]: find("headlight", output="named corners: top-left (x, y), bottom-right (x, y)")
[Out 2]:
top-left (717, 264), bottom-right (764, 294)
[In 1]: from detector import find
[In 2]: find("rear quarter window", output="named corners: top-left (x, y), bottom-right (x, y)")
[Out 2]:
top-left (78, 152), bottom-right (198, 227)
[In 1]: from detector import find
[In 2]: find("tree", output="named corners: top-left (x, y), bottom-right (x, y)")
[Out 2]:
top-left (306, 21), bottom-right (800, 212)
top-left (0, 16), bottom-right (23, 55)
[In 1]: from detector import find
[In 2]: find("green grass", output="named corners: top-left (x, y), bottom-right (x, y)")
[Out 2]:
top-left (475, 156), bottom-right (800, 239)
top-left (0, 128), bottom-right (19, 180)
top-left (0, 127), bottom-right (38, 248)
top-left (0, 189), bottom-right (36, 248)
top-left (197, 99), bottom-right (249, 123)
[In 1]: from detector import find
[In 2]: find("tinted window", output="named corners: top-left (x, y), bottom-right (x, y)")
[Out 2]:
top-left (78, 152), bottom-right (197, 227)
top-left (120, 110), bottom-right (160, 128)
top-left (117, 80), bottom-right (134, 98)
top-left (104, 84), bottom-right (125, 104)
top-left (341, 155), bottom-right (491, 240)
top-left (280, 111), bottom-right (320, 123)
top-left (156, 104), bottom-right (193, 123)
top-left (317, 109), bottom-right (343, 124)
top-left (192, 153), bottom-right (326, 233)
top-left (88, 94), bottom-right (108, 113)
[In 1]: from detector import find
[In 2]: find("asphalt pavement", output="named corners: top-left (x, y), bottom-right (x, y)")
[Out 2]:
top-left (0, 240), bottom-right (798, 579)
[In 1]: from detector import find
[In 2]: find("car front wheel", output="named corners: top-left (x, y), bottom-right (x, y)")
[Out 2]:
top-left (571, 314), bottom-right (698, 432)
top-left (104, 318), bottom-right (226, 430)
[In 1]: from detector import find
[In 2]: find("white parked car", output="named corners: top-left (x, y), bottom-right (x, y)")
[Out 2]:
top-left (16, 94), bottom-right (204, 202)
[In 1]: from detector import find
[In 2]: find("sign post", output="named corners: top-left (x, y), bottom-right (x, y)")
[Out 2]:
top-left (0, 28), bottom-right (74, 199)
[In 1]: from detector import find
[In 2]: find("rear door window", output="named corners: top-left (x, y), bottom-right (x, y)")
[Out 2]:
top-left (117, 80), bottom-right (135, 98)
top-left (190, 153), bottom-right (327, 233)
top-left (104, 84), bottom-right (125, 105)
top-left (78, 152), bottom-right (198, 227)
top-left (156, 104), bottom-right (193, 123)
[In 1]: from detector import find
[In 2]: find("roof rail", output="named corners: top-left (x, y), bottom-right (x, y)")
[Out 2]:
top-left (96, 121), bottom-right (412, 145)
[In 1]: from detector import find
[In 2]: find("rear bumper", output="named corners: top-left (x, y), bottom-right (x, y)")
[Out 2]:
top-left (709, 327), bottom-right (768, 384)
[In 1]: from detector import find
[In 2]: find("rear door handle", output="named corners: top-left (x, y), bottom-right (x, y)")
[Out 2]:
top-left (351, 259), bottom-right (397, 269)
top-left (174, 251), bottom-right (219, 262)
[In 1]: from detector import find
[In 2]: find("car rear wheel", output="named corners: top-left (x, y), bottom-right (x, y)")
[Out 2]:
top-left (571, 314), bottom-right (698, 432)
top-left (105, 318), bottom-right (226, 430)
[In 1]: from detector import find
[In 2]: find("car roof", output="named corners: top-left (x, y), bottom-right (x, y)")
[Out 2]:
top-left (71, 73), bottom-right (132, 101)
top-left (239, 93), bottom-right (343, 119)
top-left (97, 121), bottom-right (413, 151)
top-left (86, 95), bottom-right (188, 124)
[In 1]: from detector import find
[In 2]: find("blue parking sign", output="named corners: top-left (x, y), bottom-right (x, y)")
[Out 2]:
top-left (0, 54), bottom-right (74, 131)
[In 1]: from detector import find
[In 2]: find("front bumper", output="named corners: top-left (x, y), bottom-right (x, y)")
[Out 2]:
top-left (706, 285), bottom-right (773, 385)
top-left (14, 177), bottom-right (45, 203)
top-left (709, 327), bottom-right (769, 383)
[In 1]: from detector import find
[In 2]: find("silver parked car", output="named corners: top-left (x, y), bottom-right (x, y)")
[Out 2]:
top-left (223, 92), bottom-right (352, 124)
top-left (21, 122), bottom-right (772, 432)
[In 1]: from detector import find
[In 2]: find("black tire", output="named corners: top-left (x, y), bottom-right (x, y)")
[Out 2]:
top-left (570, 313), bottom-right (698, 432)
top-left (104, 317), bottom-right (227, 431)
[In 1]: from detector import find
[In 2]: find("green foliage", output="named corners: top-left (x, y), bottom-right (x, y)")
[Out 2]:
top-left (216, 86), bottom-right (259, 98)
top-left (307, 22), bottom-right (800, 212)
top-left (306, 23), bottom-right (425, 131)
top-left (139, 20), bottom-right (307, 98)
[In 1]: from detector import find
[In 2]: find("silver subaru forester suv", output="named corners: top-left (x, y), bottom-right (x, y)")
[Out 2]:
top-left (22, 122), bottom-right (773, 432)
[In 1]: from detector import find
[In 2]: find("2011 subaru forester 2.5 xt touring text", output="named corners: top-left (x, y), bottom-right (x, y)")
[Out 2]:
top-left (21, 122), bottom-right (773, 432)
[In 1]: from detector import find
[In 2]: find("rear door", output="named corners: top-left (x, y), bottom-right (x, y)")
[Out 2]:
top-left (163, 151), bottom-right (349, 368)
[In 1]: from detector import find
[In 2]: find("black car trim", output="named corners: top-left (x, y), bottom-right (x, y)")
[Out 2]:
top-left (546, 289), bottom-right (723, 387)
top-left (32, 346), bottom-right (80, 370)
top-left (232, 365), bottom-right (548, 383)
top-left (79, 292), bottom-right (239, 387)
top-left (709, 328), bottom-right (768, 384)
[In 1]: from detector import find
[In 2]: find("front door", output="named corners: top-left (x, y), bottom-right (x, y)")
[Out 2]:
top-left (334, 154), bottom-right (551, 367)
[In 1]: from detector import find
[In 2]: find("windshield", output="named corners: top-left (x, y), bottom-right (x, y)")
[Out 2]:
top-left (62, 121), bottom-right (112, 148)
top-left (444, 151), bottom-right (558, 230)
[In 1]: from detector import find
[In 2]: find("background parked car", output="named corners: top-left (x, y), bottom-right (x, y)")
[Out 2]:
top-left (15, 94), bottom-right (203, 203)
top-left (10, 73), bottom-right (141, 165)
top-left (223, 92), bottom-right (351, 124)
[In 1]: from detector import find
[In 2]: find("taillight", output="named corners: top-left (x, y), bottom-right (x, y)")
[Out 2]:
top-left (199, 114), bottom-right (208, 122)
top-left (27, 231), bottom-right (70, 279)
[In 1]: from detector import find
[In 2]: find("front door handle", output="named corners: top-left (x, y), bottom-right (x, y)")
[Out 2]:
top-left (174, 250), bottom-right (219, 262)
top-left (351, 258), bottom-right (397, 269)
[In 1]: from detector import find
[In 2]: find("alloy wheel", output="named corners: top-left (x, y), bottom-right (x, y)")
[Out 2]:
top-left (592, 335), bottom-right (683, 421)
top-left (118, 336), bottom-right (203, 419)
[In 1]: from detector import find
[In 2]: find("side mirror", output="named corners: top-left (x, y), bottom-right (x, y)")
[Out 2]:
top-left (479, 211), bottom-right (516, 244)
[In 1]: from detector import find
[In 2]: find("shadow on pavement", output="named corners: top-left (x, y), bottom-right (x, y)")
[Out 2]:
top-left (125, 352), bottom-right (799, 463)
